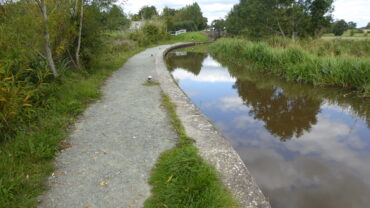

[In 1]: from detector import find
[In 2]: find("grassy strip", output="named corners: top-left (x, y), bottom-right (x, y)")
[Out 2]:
top-left (144, 94), bottom-right (239, 208)
top-left (171, 31), bottom-right (210, 43)
top-left (176, 43), bottom-right (210, 53)
top-left (209, 38), bottom-right (370, 94)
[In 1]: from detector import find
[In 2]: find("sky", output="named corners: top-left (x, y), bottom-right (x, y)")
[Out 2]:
top-left (118, 0), bottom-right (370, 28)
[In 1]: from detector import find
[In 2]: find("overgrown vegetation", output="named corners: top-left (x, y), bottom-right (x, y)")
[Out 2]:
top-left (144, 94), bottom-right (239, 208)
top-left (265, 36), bottom-right (370, 57)
top-left (209, 38), bottom-right (370, 94)
top-left (0, 31), bottom-right (147, 207)
top-left (129, 20), bottom-right (170, 46)
top-left (0, 0), bottom-right (130, 140)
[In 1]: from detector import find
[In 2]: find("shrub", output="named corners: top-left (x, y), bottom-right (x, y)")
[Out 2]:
top-left (129, 21), bottom-right (170, 47)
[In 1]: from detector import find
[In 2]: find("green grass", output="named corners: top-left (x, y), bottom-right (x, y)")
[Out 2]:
top-left (144, 94), bottom-right (239, 208)
top-left (176, 43), bottom-right (210, 53)
top-left (265, 36), bottom-right (370, 57)
top-left (0, 33), bottom-right (148, 208)
top-left (171, 31), bottom-right (210, 43)
top-left (209, 38), bottom-right (370, 94)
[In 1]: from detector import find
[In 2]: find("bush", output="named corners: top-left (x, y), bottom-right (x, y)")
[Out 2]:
top-left (129, 21), bottom-right (170, 47)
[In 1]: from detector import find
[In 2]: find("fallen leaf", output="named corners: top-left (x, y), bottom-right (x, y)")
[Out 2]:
top-left (51, 172), bottom-right (64, 177)
top-left (60, 142), bottom-right (72, 151)
top-left (99, 181), bottom-right (108, 187)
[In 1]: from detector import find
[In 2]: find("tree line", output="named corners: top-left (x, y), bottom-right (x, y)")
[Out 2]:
top-left (131, 3), bottom-right (208, 32)
top-left (226, 0), bottom-right (334, 39)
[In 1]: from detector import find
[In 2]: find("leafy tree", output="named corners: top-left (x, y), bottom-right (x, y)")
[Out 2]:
top-left (211, 19), bottom-right (226, 31)
top-left (347, 21), bottom-right (357, 29)
top-left (366, 22), bottom-right (370, 29)
top-left (226, 0), bottom-right (334, 39)
top-left (104, 5), bottom-right (130, 30)
top-left (161, 3), bottom-right (207, 31)
top-left (138, 5), bottom-right (158, 20)
top-left (332, 19), bottom-right (348, 36)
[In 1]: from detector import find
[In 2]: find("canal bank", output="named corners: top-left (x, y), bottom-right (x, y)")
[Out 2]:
top-left (156, 44), bottom-right (271, 208)
top-left (165, 50), bottom-right (370, 208)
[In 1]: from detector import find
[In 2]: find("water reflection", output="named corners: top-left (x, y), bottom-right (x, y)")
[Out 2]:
top-left (166, 52), bottom-right (370, 208)
top-left (166, 52), bottom-right (207, 75)
top-left (235, 79), bottom-right (321, 140)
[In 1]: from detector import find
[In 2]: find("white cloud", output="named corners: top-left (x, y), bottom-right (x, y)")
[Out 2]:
top-left (118, 0), bottom-right (238, 22)
top-left (333, 0), bottom-right (370, 27)
top-left (172, 56), bottom-right (236, 82)
top-left (119, 0), bottom-right (370, 27)
top-left (172, 69), bottom-right (235, 82)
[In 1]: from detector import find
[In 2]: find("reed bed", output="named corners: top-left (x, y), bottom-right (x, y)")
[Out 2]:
top-left (209, 38), bottom-right (370, 94)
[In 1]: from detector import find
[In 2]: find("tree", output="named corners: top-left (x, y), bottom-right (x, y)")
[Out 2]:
top-left (226, 0), bottom-right (334, 39)
top-left (76, 0), bottom-right (84, 68)
top-left (308, 0), bottom-right (334, 37)
top-left (34, 0), bottom-right (58, 77)
top-left (104, 5), bottom-right (129, 30)
top-left (366, 22), bottom-right (370, 29)
top-left (161, 3), bottom-right (207, 32)
top-left (332, 19), bottom-right (348, 36)
top-left (347, 21), bottom-right (357, 29)
top-left (138, 6), bottom-right (158, 20)
top-left (173, 3), bottom-right (207, 31)
top-left (211, 19), bottom-right (226, 31)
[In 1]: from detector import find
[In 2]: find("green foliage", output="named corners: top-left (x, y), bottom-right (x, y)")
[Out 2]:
top-left (0, 0), bottom-right (128, 137)
top-left (265, 36), bottom-right (370, 57)
top-left (210, 38), bottom-right (370, 94)
top-left (129, 21), bottom-right (170, 46)
top-left (138, 5), bottom-right (158, 20)
top-left (226, 0), bottom-right (333, 39)
top-left (171, 31), bottom-right (210, 42)
top-left (144, 94), bottom-right (239, 208)
top-left (0, 31), bottom-right (146, 208)
top-left (212, 19), bottom-right (226, 31)
top-left (103, 5), bottom-right (130, 30)
top-left (161, 3), bottom-right (207, 32)
top-left (332, 19), bottom-right (349, 36)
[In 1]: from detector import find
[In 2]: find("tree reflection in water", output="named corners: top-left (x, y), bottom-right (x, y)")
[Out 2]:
top-left (234, 80), bottom-right (321, 141)
top-left (166, 52), bottom-right (207, 75)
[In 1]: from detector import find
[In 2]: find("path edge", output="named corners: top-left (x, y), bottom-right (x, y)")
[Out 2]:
top-left (155, 43), bottom-right (271, 208)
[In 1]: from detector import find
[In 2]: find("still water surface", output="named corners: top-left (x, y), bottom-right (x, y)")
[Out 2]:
top-left (166, 51), bottom-right (370, 208)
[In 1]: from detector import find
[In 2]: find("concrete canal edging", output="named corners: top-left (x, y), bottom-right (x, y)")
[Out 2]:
top-left (155, 43), bottom-right (271, 208)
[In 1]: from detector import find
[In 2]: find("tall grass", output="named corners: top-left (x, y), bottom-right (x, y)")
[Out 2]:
top-left (265, 36), bottom-right (370, 57)
top-left (209, 38), bottom-right (370, 94)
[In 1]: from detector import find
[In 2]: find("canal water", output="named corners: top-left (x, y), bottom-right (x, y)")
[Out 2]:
top-left (165, 51), bottom-right (370, 208)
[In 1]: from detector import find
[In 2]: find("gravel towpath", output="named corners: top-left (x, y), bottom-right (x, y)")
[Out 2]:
top-left (38, 45), bottom-right (177, 208)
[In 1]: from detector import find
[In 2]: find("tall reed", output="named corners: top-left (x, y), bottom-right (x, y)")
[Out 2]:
top-left (209, 38), bottom-right (370, 93)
